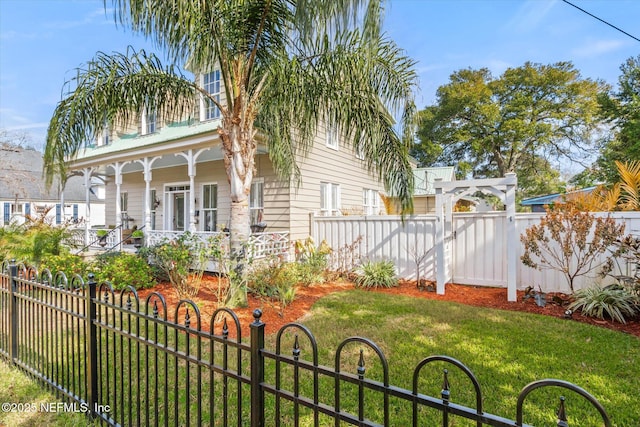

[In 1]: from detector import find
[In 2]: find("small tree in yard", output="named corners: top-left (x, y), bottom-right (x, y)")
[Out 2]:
top-left (521, 204), bottom-right (625, 293)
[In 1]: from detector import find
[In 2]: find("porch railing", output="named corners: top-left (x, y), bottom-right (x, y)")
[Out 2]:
top-left (145, 229), bottom-right (290, 260)
top-left (71, 229), bottom-right (289, 261)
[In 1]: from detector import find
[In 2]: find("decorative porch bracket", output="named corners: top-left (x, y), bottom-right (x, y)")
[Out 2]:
top-left (434, 173), bottom-right (518, 301)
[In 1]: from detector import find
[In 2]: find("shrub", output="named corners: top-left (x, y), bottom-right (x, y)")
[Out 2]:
top-left (246, 259), bottom-right (299, 311)
top-left (40, 253), bottom-right (90, 280)
top-left (602, 234), bottom-right (640, 297)
top-left (0, 220), bottom-right (72, 265)
top-left (326, 236), bottom-right (363, 281)
top-left (140, 233), bottom-right (200, 298)
top-left (520, 204), bottom-right (625, 292)
top-left (295, 252), bottom-right (328, 286)
top-left (247, 261), bottom-right (298, 299)
top-left (91, 252), bottom-right (155, 290)
top-left (355, 260), bottom-right (397, 289)
top-left (569, 285), bottom-right (639, 324)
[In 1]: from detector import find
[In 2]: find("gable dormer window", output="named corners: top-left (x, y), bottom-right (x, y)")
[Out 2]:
top-left (355, 137), bottom-right (365, 160)
top-left (326, 123), bottom-right (339, 150)
top-left (142, 106), bottom-right (157, 135)
top-left (96, 119), bottom-right (110, 146)
top-left (201, 70), bottom-right (221, 121)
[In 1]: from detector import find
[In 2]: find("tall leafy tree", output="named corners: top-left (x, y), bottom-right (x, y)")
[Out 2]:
top-left (43, 0), bottom-right (417, 306)
top-left (412, 62), bottom-right (606, 198)
top-left (593, 55), bottom-right (640, 184)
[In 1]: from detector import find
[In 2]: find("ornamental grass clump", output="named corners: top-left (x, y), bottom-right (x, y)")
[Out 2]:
top-left (355, 259), bottom-right (397, 289)
top-left (569, 285), bottom-right (639, 324)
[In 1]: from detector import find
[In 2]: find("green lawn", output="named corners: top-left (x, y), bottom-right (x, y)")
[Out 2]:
top-left (290, 290), bottom-right (640, 426)
top-left (0, 359), bottom-right (92, 427)
top-left (1, 289), bottom-right (638, 426)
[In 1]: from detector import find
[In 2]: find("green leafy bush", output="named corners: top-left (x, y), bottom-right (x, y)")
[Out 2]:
top-left (139, 233), bottom-right (198, 298)
top-left (355, 260), bottom-right (397, 289)
top-left (247, 261), bottom-right (298, 300)
top-left (569, 285), bottom-right (639, 324)
top-left (40, 253), bottom-right (90, 280)
top-left (295, 252), bottom-right (328, 286)
top-left (0, 221), bottom-right (72, 265)
top-left (91, 252), bottom-right (155, 290)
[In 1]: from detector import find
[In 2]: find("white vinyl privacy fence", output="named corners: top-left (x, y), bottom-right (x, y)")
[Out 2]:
top-left (311, 211), bottom-right (640, 294)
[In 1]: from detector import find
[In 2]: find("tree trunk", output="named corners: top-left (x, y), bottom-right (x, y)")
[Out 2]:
top-left (220, 107), bottom-right (255, 308)
top-left (225, 198), bottom-right (250, 307)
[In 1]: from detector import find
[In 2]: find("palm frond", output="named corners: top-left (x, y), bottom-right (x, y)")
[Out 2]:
top-left (616, 160), bottom-right (640, 210)
top-left (44, 48), bottom-right (196, 185)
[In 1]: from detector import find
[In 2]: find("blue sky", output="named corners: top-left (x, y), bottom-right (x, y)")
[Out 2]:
top-left (1, 0), bottom-right (638, 153)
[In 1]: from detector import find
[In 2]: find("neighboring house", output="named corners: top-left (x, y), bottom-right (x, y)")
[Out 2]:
top-left (520, 186), bottom-right (597, 212)
top-left (0, 144), bottom-right (105, 226)
top-left (64, 70), bottom-right (386, 247)
top-left (412, 167), bottom-right (456, 214)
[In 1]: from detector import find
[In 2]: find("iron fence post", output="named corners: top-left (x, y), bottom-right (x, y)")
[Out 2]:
top-left (85, 274), bottom-right (98, 418)
top-left (250, 309), bottom-right (265, 427)
top-left (8, 260), bottom-right (17, 365)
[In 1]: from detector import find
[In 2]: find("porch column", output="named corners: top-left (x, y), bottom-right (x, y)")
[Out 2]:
top-left (109, 161), bottom-right (129, 246)
top-left (59, 186), bottom-right (65, 223)
top-left (505, 173), bottom-right (518, 302)
top-left (136, 157), bottom-right (161, 232)
top-left (83, 168), bottom-right (95, 244)
top-left (176, 148), bottom-right (210, 233)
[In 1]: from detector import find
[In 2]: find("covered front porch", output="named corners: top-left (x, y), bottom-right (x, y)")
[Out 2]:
top-left (64, 119), bottom-right (289, 260)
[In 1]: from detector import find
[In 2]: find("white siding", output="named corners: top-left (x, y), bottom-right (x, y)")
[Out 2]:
top-left (289, 122), bottom-right (386, 242)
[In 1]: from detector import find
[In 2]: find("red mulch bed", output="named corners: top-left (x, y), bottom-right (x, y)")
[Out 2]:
top-left (137, 275), bottom-right (640, 339)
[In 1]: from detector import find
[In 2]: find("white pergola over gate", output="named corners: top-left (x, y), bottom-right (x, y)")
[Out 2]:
top-left (434, 173), bottom-right (518, 302)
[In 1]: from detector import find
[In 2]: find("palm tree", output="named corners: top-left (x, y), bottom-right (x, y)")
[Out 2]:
top-left (43, 0), bottom-right (417, 307)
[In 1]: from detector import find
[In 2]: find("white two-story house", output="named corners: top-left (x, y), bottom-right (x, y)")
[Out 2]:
top-left (64, 69), bottom-right (385, 252)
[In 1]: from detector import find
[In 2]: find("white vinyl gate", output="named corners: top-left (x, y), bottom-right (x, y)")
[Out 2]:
top-left (451, 212), bottom-right (509, 287)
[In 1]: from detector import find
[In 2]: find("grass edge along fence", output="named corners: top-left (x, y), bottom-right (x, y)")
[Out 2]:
top-left (0, 260), bottom-right (613, 426)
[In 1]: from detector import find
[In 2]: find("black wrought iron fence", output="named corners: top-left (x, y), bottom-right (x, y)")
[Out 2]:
top-left (0, 260), bottom-right (613, 426)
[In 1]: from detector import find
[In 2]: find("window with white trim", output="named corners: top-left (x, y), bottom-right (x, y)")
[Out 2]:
top-left (326, 123), bottom-right (339, 150)
top-left (363, 188), bottom-right (380, 215)
top-left (320, 182), bottom-right (340, 216)
top-left (250, 179), bottom-right (264, 225)
top-left (202, 184), bottom-right (218, 231)
top-left (121, 192), bottom-right (128, 213)
top-left (201, 70), bottom-right (221, 121)
top-left (355, 137), bottom-right (365, 160)
top-left (142, 106), bottom-right (157, 135)
top-left (95, 119), bottom-right (110, 147)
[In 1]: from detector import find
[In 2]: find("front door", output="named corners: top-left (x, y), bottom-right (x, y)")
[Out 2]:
top-left (165, 185), bottom-right (189, 231)
top-left (173, 193), bottom-right (185, 230)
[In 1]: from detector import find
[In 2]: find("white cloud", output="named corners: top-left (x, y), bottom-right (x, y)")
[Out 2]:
top-left (505, 0), bottom-right (557, 33)
top-left (0, 30), bottom-right (38, 40)
top-left (485, 59), bottom-right (513, 76)
top-left (572, 39), bottom-right (627, 58)
top-left (6, 122), bottom-right (49, 131)
top-left (45, 7), bottom-right (109, 30)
